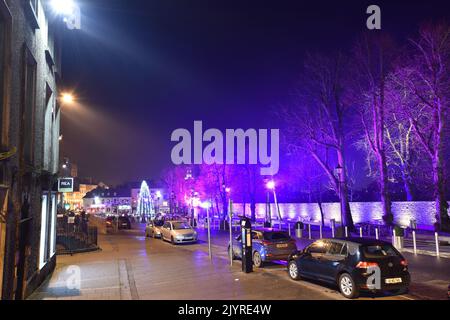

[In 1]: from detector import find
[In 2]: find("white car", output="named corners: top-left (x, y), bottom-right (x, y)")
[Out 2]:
top-left (160, 221), bottom-right (198, 244)
top-left (145, 220), bottom-right (164, 238)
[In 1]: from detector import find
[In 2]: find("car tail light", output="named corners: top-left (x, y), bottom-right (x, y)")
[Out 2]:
top-left (400, 260), bottom-right (408, 267)
top-left (261, 240), bottom-right (271, 246)
top-left (356, 261), bottom-right (379, 269)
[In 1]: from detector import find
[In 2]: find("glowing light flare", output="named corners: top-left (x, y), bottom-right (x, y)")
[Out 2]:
top-left (266, 180), bottom-right (276, 190)
top-left (51, 0), bottom-right (76, 16)
top-left (61, 92), bottom-right (75, 104)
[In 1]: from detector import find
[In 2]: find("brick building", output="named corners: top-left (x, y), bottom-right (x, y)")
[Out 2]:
top-left (0, 0), bottom-right (69, 300)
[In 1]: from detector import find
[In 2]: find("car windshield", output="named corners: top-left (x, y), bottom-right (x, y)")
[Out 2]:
top-left (263, 232), bottom-right (290, 241)
top-left (362, 244), bottom-right (400, 258)
top-left (172, 222), bottom-right (191, 230)
top-left (154, 220), bottom-right (164, 227)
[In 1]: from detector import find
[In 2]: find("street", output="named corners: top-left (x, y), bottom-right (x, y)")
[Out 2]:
top-left (29, 224), bottom-right (450, 300)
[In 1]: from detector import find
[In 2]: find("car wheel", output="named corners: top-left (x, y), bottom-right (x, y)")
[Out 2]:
top-left (171, 236), bottom-right (176, 245)
top-left (338, 273), bottom-right (359, 299)
top-left (253, 252), bottom-right (264, 268)
top-left (288, 260), bottom-right (301, 281)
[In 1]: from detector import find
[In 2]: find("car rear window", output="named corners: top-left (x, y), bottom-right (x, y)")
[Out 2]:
top-left (263, 232), bottom-right (290, 241)
top-left (362, 244), bottom-right (400, 258)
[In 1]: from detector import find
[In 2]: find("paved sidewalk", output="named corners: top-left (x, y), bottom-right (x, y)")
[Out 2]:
top-left (29, 228), bottom-right (338, 300)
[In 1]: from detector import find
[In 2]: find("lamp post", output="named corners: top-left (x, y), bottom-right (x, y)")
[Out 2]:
top-left (224, 186), bottom-right (233, 266)
top-left (335, 165), bottom-right (344, 227)
top-left (267, 180), bottom-right (282, 230)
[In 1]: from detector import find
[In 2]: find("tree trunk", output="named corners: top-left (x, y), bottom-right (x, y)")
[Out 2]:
top-left (378, 152), bottom-right (393, 225)
top-left (337, 150), bottom-right (354, 230)
top-left (400, 166), bottom-right (414, 201)
top-left (250, 196), bottom-right (256, 222)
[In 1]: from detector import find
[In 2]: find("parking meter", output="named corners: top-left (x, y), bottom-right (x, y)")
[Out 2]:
top-left (330, 219), bottom-right (336, 237)
top-left (241, 217), bottom-right (253, 273)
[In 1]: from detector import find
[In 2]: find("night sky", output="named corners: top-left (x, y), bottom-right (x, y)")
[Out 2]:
top-left (60, 0), bottom-right (450, 186)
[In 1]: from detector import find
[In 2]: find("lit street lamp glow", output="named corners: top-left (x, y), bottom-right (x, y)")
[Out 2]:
top-left (266, 180), bottom-right (276, 190)
top-left (61, 93), bottom-right (75, 104)
top-left (51, 0), bottom-right (76, 15)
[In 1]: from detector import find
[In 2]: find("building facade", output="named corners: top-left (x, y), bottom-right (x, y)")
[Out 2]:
top-left (64, 183), bottom-right (98, 210)
top-left (83, 187), bottom-right (133, 216)
top-left (0, 0), bottom-right (64, 299)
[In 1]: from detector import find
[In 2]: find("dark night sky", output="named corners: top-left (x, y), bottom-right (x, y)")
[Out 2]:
top-left (60, 0), bottom-right (450, 186)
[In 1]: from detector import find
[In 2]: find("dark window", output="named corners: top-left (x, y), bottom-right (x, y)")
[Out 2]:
top-left (328, 242), bottom-right (344, 255)
top-left (307, 241), bottom-right (330, 255)
top-left (30, 0), bottom-right (38, 16)
top-left (21, 46), bottom-right (37, 165)
top-left (263, 232), bottom-right (290, 241)
top-left (362, 244), bottom-right (400, 259)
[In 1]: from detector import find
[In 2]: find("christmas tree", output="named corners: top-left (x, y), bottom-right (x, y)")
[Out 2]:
top-left (137, 181), bottom-right (152, 222)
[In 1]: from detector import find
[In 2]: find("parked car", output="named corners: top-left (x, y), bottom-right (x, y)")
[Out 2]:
top-left (145, 220), bottom-right (164, 238)
top-left (287, 238), bottom-right (410, 299)
top-left (228, 229), bottom-right (297, 268)
top-left (105, 216), bottom-right (115, 228)
top-left (118, 215), bottom-right (132, 230)
top-left (160, 221), bottom-right (198, 244)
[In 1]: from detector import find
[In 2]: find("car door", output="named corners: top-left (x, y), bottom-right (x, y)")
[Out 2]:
top-left (299, 240), bottom-right (330, 279)
top-left (161, 222), bottom-right (170, 240)
top-left (320, 241), bottom-right (348, 283)
top-left (232, 234), bottom-right (242, 258)
top-left (146, 222), bottom-right (153, 235)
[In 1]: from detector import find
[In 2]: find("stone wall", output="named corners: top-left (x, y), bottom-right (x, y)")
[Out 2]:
top-left (235, 201), bottom-right (450, 229)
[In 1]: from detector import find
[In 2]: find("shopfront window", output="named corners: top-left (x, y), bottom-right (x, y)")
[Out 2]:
top-left (39, 194), bottom-right (48, 269)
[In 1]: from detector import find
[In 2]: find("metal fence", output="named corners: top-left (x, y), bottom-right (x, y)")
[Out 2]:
top-left (56, 216), bottom-right (100, 255)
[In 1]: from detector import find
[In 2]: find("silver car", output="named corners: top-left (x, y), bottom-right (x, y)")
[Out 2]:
top-left (160, 221), bottom-right (198, 244)
top-left (145, 220), bottom-right (164, 238)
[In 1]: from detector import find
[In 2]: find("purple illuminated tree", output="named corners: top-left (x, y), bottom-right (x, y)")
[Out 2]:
top-left (351, 34), bottom-right (396, 225)
top-left (392, 23), bottom-right (450, 231)
top-left (281, 53), bottom-right (354, 229)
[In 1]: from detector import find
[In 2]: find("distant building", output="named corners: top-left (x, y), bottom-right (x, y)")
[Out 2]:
top-left (83, 187), bottom-right (132, 216)
top-left (64, 182), bottom-right (98, 210)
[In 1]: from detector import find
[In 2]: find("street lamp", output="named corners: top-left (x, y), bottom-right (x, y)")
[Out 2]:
top-left (266, 180), bottom-right (282, 229)
top-left (61, 92), bottom-right (75, 105)
top-left (51, 0), bottom-right (76, 15)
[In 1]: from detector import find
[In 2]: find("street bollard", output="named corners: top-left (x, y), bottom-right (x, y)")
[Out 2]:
top-left (331, 224), bottom-right (335, 238)
top-left (435, 232), bottom-right (440, 258)
top-left (319, 224), bottom-right (322, 239)
top-left (360, 227), bottom-right (363, 238)
top-left (288, 223), bottom-right (291, 237)
top-left (375, 228), bottom-right (379, 240)
top-left (345, 226), bottom-right (348, 238)
top-left (308, 224), bottom-right (311, 240)
top-left (412, 230), bottom-right (417, 255)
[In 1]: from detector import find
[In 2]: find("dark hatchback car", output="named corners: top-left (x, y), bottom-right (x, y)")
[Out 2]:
top-left (287, 238), bottom-right (410, 299)
top-left (118, 215), bottom-right (132, 230)
top-left (229, 229), bottom-right (297, 268)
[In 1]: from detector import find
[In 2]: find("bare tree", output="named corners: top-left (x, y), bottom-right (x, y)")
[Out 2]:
top-left (281, 53), bottom-right (354, 229)
top-left (352, 34), bottom-right (396, 225)
top-left (393, 23), bottom-right (450, 231)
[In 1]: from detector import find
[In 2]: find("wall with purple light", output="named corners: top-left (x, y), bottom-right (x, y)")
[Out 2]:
top-left (234, 202), bottom-right (450, 229)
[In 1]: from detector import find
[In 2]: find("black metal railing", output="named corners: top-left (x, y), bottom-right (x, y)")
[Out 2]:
top-left (56, 216), bottom-right (100, 255)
